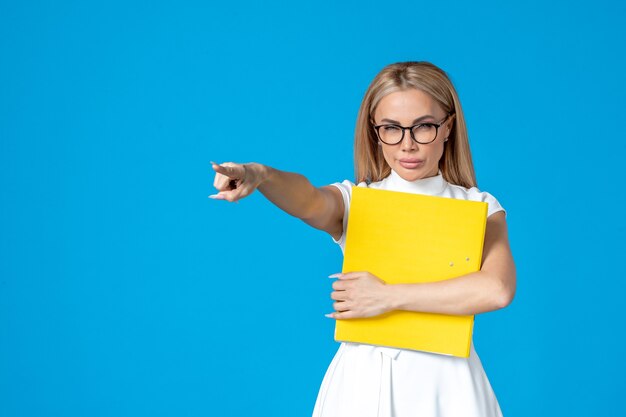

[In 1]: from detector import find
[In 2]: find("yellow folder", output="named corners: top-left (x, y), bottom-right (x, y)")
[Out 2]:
top-left (334, 187), bottom-right (488, 357)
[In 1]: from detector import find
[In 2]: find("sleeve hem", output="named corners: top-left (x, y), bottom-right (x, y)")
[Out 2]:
top-left (329, 182), bottom-right (350, 246)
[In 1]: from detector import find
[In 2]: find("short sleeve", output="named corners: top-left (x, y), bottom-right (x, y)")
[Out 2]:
top-left (328, 179), bottom-right (355, 248)
top-left (481, 191), bottom-right (507, 218)
top-left (449, 184), bottom-right (507, 219)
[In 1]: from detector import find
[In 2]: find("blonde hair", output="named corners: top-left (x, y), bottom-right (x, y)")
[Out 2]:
top-left (354, 61), bottom-right (477, 188)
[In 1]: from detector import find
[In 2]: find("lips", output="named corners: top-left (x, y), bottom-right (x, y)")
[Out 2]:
top-left (398, 158), bottom-right (424, 169)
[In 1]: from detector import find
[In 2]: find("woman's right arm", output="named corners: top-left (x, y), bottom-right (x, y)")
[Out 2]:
top-left (210, 161), bottom-right (345, 241)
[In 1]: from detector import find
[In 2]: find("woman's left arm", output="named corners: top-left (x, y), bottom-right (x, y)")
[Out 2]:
top-left (328, 211), bottom-right (516, 318)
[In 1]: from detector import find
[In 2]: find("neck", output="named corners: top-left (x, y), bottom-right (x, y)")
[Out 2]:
top-left (386, 169), bottom-right (447, 195)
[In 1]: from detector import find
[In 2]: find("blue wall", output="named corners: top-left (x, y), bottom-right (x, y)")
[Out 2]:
top-left (2, 1), bottom-right (625, 416)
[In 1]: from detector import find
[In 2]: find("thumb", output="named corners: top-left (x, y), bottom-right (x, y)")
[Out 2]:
top-left (212, 187), bottom-right (248, 203)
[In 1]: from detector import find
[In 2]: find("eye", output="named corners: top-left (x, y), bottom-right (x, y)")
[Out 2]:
top-left (382, 125), bottom-right (401, 132)
top-left (413, 123), bottom-right (435, 131)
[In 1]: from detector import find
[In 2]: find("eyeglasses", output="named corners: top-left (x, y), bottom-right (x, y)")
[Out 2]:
top-left (372, 113), bottom-right (454, 145)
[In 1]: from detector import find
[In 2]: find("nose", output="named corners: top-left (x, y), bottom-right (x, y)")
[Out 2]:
top-left (400, 128), bottom-right (418, 151)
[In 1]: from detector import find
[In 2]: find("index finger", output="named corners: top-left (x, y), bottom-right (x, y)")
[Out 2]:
top-left (328, 272), bottom-right (362, 280)
top-left (211, 161), bottom-right (240, 179)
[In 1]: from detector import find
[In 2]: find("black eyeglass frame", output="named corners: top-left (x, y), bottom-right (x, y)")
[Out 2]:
top-left (372, 113), bottom-right (455, 145)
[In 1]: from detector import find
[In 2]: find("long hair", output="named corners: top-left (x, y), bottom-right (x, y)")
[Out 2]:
top-left (354, 61), bottom-right (477, 188)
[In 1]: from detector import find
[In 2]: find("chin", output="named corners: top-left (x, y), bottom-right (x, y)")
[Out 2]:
top-left (395, 164), bottom-right (437, 181)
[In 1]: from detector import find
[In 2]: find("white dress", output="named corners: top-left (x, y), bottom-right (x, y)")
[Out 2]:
top-left (312, 169), bottom-right (506, 417)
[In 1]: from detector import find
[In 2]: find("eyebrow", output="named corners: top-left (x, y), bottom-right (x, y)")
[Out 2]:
top-left (380, 115), bottom-right (437, 124)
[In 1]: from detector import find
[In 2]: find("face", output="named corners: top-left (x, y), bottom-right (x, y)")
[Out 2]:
top-left (372, 89), bottom-right (452, 181)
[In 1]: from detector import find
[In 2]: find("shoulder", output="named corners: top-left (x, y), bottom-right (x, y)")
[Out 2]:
top-left (328, 179), bottom-right (370, 202)
top-left (445, 183), bottom-right (507, 218)
top-left (326, 179), bottom-right (371, 249)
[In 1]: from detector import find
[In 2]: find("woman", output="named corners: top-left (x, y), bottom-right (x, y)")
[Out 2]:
top-left (210, 61), bottom-right (516, 417)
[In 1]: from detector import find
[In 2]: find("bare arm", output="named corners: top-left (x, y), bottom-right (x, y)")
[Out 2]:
top-left (210, 161), bottom-right (345, 240)
top-left (386, 210), bottom-right (516, 315)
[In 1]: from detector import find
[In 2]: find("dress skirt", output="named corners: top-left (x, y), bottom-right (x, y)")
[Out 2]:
top-left (312, 341), bottom-right (503, 417)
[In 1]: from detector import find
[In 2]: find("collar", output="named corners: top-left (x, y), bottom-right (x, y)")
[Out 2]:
top-left (385, 168), bottom-right (447, 195)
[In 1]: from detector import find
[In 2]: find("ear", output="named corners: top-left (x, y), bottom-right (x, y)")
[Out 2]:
top-left (447, 113), bottom-right (456, 135)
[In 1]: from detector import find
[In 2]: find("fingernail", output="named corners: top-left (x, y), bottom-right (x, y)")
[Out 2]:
top-left (208, 194), bottom-right (224, 200)
top-left (328, 273), bottom-right (341, 279)
top-left (325, 313), bottom-right (335, 318)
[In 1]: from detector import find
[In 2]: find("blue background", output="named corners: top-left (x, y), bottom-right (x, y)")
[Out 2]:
top-left (2, 1), bottom-right (625, 416)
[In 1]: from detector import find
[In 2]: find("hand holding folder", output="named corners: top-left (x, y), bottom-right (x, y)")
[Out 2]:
top-left (334, 187), bottom-right (488, 358)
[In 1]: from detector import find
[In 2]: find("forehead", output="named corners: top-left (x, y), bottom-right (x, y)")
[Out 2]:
top-left (374, 89), bottom-right (442, 121)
